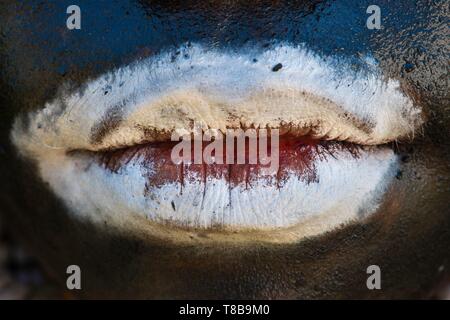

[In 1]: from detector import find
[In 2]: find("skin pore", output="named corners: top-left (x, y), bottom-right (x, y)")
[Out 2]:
top-left (0, 0), bottom-right (449, 298)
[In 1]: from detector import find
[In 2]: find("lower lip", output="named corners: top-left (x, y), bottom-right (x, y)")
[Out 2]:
top-left (94, 137), bottom-right (363, 188)
top-left (64, 137), bottom-right (396, 230)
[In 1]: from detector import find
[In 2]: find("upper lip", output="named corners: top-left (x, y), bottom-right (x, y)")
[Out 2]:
top-left (12, 43), bottom-right (422, 157)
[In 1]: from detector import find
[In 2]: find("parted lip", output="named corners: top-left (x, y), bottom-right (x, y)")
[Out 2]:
top-left (9, 44), bottom-right (422, 237)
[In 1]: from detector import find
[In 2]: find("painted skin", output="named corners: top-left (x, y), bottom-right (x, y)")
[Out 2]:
top-left (0, 0), bottom-right (449, 298)
top-left (10, 43), bottom-right (419, 234)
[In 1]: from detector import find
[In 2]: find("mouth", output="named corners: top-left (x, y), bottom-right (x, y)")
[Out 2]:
top-left (11, 44), bottom-right (422, 241)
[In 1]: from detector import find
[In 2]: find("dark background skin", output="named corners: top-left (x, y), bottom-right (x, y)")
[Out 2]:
top-left (0, 0), bottom-right (449, 298)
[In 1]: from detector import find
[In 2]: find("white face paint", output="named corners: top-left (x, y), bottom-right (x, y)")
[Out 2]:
top-left (11, 43), bottom-right (422, 242)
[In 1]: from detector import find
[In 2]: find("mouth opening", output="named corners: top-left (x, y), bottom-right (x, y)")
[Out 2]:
top-left (87, 132), bottom-right (366, 189)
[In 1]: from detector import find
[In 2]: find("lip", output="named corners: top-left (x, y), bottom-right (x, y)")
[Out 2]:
top-left (66, 136), bottom-right (396, 230)
top-left (11, 43), bottom-right (422, 241)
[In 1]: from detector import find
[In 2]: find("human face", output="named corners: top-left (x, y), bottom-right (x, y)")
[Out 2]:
top-left (0, 0), bottom-right (448, 298)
